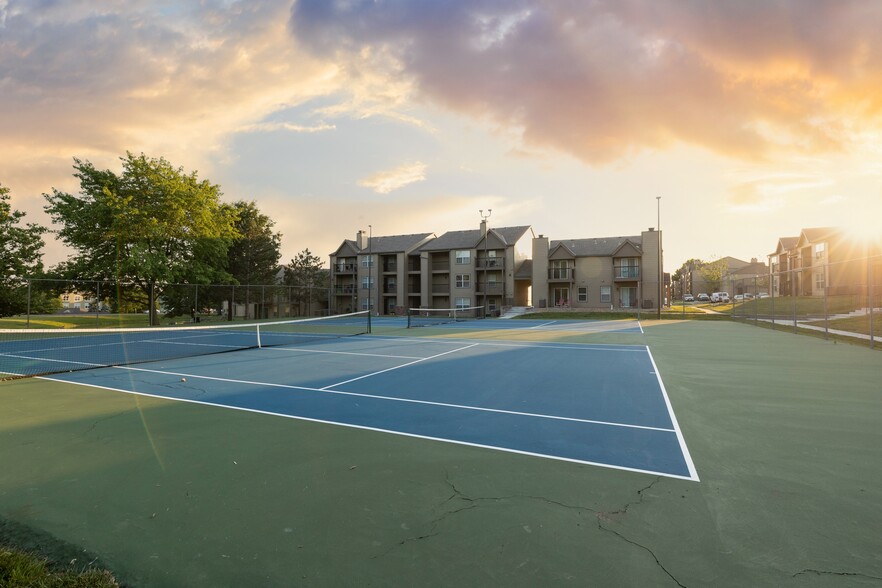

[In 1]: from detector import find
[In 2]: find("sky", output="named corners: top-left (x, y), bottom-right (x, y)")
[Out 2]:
top-left (2, 0), bottom-right (882, 273)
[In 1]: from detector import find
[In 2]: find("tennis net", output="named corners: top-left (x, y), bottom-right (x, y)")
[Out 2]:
top-left (407, 306), bottom-right (485, 328)
top-left (0, 311), bottom-right (370, 379)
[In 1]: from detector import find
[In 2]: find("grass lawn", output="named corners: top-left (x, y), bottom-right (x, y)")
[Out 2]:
top-left (803, 313), bottom-right (882, 337)
top-left (0, 314), bottom-right (151, 330)
top-left (0, 544), bottom-right (118, 587)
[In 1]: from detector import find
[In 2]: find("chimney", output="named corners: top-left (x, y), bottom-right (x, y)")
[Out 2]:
top-left (356, 230), bottom-right (368, 250)
top-left (480, 219), bottom-right (488, 237)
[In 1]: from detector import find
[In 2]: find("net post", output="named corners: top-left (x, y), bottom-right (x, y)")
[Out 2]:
top-left (256, 324), bottom-right (262, 348)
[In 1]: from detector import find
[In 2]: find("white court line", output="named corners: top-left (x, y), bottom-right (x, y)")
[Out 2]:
top-left (360, 335), bottom-right (646, 353)
top-left (42, 376), bottom-right (694, 481)
top-left (646, 346), bottom-right (699, 481)
top-left (262, 347), bottom-right (423, 360)
top-left (527, 321), bottom-right (558, 329)
top-left (319, 343), bottom-right (480, 390)
top-left (71, 364), bottom-right (675, 433)
top-left (638, 320), bottom-right (644, 334)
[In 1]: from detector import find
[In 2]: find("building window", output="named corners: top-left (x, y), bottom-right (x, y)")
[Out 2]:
top-left (578, 287), bottom-right (588, 302)
top-left (361, 277), bottom-right (374, 290)
top-left (361, 255), bottom-right (375, 268)
top-left (455, 274), bottom-right (471, 288)
top-left (361, 297), bottom-right (374, 310)
top-left (814, 243), bottom-right (826, 259)
top-left (455, 250), bottom-right (471, 265)
top-left (815, 272), bottom-right (825, 290)
top-left (600, 285), bottom-right (611, 303)
top-left (455, 297), bottom-right (471, 310)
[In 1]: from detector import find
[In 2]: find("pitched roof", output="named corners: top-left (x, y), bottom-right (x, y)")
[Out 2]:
top-left (361, 233), bottom-right (434, 254)
top-left (420, 226), bottom-right (532, 251)
top-left (550, 235), bottom-right (644, 257)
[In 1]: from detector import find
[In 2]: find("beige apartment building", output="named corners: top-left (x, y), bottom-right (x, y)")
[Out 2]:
top-left (531, 229), bottom-right (663, 310)
top-left (330, 222), bottom-right (665, 314)
top-left (768, 227), bottom-right (882, 298)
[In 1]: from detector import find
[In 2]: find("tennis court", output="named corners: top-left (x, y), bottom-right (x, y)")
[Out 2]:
top-left (2, 316), bottom-right (881, 586)
top-left (1, 315), bottom-right (694, 480)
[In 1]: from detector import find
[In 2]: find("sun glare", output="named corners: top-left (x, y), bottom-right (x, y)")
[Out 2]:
top-left (843, 214), bottom-right (882, 244)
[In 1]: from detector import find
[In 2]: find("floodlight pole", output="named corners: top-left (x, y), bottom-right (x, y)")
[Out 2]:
top-left (657, 196), bottom-right (662, 320)
top-left (480, 208), bottom-right (492, 317)
top-left (368, 224), bottom-right (373, 332)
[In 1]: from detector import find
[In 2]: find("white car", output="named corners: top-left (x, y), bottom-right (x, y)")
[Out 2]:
top-left (711, 292), bottom-right (730, 303)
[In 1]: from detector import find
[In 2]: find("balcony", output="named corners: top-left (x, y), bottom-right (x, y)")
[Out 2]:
top-left (333, 263), bottom-right (357, 274)
top-left (431, 261), bottom-right (450, 272)
top-left (476, 258), bottom-right (505, 269)
top-left (477, 283), bottom-right (504, 295)
top-left (548, 268), bottom-right (573, 281)
top-left (383, 262), bottom-right (397, 273)
top-left (614, 266), bottom-right (640, 281)
top-left (383, 283), bottom-right (397, 294)
top-left (333, 285), bottom-right (356, 295)
top-left (432, 283), bottom-right (450, 294)
top-left (407, 259), bottom-right (421, 272)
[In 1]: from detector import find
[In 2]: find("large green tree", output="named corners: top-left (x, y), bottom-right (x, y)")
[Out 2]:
top-left (44, 153), bottom-right (237, 325)
top-left (0, 183), bottom-right (47, 317)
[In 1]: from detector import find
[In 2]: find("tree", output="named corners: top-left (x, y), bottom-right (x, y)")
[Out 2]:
top-left (44, 153), bottom-right (237, 325)
top-left (700, 258), bottom-right (729, 293)
top-left (285, 249), bottom-right (328, 316)
top-left (0, 183), bottom-right (47, 317)
top-left (226, 201), bottom-right (282, 285)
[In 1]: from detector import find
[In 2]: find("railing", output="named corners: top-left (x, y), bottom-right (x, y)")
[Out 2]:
top-left (548, 268), bottom-right (573, 280)
top-left (383, 263), bottom-right (397, 273)
top-left (333, 285), bottom-right (356, 295)
top-left (432, 283), bottom-right (450, 294)
top-left (476, 258), bottom-right (504, 269)
top-left (383, 284), bottom-right (397, 293)
top-left (407, 260), bottom-right (421, 272)
top-left (334, 263), bottom-right (357, 274)
top-left (431, 261), bottom-right (450, 271)
top-left (477, 283), bottom-right (504, 295)
top-left (614, 267), bottom-right (640, 279)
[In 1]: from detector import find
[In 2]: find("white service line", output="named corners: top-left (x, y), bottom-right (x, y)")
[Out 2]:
top-left (62, 365), bottom-right (677, 433)
top-left (262, 347), bottom-right (424, 360)
top-left (319, 343), bottom-right (480, 390)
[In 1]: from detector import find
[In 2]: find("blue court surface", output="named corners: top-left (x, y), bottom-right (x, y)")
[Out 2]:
top-left (40, 332), bottom-right (698, 481)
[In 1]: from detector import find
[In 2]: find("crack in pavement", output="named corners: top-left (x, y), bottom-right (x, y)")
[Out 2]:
top-left (793, 569), bottom-right (882, 582)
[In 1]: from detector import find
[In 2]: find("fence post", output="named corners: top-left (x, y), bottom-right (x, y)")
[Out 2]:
top-left (26, 279), bottom-right (31, 328)
top-left (870, 255), bottom-right (875, 350)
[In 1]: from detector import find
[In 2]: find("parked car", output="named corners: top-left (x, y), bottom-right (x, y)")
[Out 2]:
top-left (757, 292), bottom-right (770, 298)
top-left (697, 293), bottom-right (710, 302)
top-left (683, 294), bottom-right (695, 303)
top-left (734, 294), bottom-right (744, 301)
top-left (711, 292), bottom-right (730, 303)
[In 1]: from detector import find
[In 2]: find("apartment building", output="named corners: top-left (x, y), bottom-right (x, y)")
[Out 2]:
top-left (531, 229), bottom-right (663, 310)
top-left (330, 231), bottom-right (435, 315)
top-left (768, 227), bottom-right (881, 297)
top-left (329, 223), bottom-right (664, 314)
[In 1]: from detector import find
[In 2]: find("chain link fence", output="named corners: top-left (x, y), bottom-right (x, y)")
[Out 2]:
top-left (15, 279), bottom-right (332, 327)
top-left (730, 253), bottom-right (881, 349)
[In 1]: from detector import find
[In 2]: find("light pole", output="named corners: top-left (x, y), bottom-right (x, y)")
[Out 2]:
top-left (657, 196), bottom-right (662, 320)
top-left (368, 224), bottom-right (373, 318)
top-left (480, 208), bottom-right (492, 316)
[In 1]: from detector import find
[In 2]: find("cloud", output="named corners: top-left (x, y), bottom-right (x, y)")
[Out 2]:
top-left (290, 0), bottom-right (882, 165)
top-left (0, 0), bottom-right (337, 197)
top-left (240, 121), bottom-right (336, 134)
top-left (358, 161), bottom-right (427, 194)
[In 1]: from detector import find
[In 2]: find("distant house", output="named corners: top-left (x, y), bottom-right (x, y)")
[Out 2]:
top-left (722, 258), bottom-right (770, 296)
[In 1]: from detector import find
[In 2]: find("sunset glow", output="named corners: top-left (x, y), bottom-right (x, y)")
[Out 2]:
top-left (2, 1), bottom-right (882, 270)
